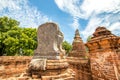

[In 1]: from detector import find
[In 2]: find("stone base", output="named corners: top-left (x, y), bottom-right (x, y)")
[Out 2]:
top-left (41, 69), bottom-right (75, 80)
top-left (23, 59), bottom-right (75, 80)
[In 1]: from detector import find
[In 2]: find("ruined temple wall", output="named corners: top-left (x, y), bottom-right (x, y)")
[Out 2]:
top-left (67, 57), bottom-right (92, 80)
top-left (0, 56), bottom-right (32, 78)
top-left (86, 27), bottom-right (120, 80)
top-left (90, 51), bottom-right (119, 80)
top-left (0, 56), bottom-right (93, 80)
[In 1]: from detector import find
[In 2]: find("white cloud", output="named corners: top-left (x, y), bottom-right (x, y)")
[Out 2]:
top-left (81, 0), bottom-right (120, 18)
top-left (109, 22), bottom-right (120, 31)
top-left (0, 0), bottom-right (50, 28)
top-left (55, 0), bottom-right (83, 29)
top-left (81, 16), bottom-right (102, 39)
top-left (0, 0), bottom-right (20, 11)
top-left (55, 0), bottom-right (82, 17)
top-left (71, 16), bottom-right (80, 29)
top-left (55, 0), bottom-right (120, 41)
top-left (55, 0), bottom-right (120, 18)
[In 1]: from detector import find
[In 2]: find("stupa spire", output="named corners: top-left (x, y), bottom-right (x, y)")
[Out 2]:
top-left (73, 29), bottom-right (82, 42)
top-left (69, 29), bottom-right (86, 58)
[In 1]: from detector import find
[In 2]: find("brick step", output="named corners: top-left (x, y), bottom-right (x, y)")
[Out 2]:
top-left (42, 73), bottom-right (73, 80)
top-left (55, 76), bottom-right (75, 80)
top-left (58, 73), bottom-right (71, 78)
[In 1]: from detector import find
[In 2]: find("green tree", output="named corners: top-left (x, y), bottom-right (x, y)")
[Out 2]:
top-left (62, 41), bottom-right (72, 54)
top-left (19, 28), bottom-right (37, 56)
top-left (0, 16), bottom-right (19, 55)
top-left (0, 16), bottom-right (19, 32)
top-left (0, 16), bottom-right (37, 56)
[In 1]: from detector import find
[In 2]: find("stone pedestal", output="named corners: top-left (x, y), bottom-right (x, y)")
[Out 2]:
top-left (22, 59), bottom-right (74, 80)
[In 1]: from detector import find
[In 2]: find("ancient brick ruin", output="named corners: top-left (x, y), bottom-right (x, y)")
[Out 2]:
top-left (69, 29), bottom-right (86, 58)
top-left (0, 25), bottom-right (120, 80)
top-left (0, 56), bottom-right (32, 79)
top-left (86, 27), bottom-right (120, 80)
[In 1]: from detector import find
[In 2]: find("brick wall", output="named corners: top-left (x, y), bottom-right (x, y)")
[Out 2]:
top-left (67, 57), bottom-right (92, 80)
top-left (0, 56), bottom-right (32, 78)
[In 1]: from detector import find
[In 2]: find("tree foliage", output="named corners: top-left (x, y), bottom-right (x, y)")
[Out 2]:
top-left (0, 16), bottom-right (19, 32)
top-left (62, 41), bottom-right (72, 54)
top-left (0, 16), bottom-right (37, 56)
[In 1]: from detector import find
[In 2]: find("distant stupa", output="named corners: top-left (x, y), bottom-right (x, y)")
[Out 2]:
top-left (69, 29), bottom-right (86, 58)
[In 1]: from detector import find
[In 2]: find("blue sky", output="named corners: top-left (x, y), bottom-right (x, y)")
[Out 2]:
top-left (0, 0), bottom-right (120, 43)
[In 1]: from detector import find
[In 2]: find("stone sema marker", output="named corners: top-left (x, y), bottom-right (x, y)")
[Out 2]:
top-left (25, 22), bottom-right (75, 80)
top-left (33, 22), bottom-right (65, 59)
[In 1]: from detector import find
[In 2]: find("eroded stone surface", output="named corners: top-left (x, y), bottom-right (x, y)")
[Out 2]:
top-left (33, 22), bottom-right (65, 59)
